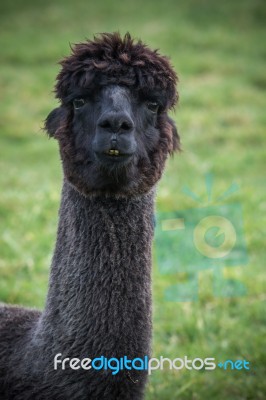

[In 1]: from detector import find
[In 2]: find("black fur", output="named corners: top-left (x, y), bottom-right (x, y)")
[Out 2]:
top-left (0, 33), bottom-right (179, 399)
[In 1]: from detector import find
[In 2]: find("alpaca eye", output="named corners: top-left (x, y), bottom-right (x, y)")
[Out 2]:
top-left (73, 98), bottom-right (85, 109)
top-left (146, 102), bottom-right (159, 113)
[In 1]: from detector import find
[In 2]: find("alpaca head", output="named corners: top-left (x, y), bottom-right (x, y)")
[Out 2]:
top-left (45, 32), bottom-right (180, 197)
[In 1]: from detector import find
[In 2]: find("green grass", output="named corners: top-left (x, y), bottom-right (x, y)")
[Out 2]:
top-left (0, 0), bottom-right (265, 398)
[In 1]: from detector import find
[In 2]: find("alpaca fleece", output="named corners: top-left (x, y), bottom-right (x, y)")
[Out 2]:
top-left (0, 183), bottom-right (154, 399)
top-left (0, 32), bottom-right (179, 399)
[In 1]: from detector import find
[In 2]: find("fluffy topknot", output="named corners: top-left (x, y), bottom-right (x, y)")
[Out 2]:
top-left (56, 32), bottom-right (178, 109)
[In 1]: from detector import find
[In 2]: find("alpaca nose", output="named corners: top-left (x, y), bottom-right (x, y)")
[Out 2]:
top-left (98, 112), bottom-right (134, 133)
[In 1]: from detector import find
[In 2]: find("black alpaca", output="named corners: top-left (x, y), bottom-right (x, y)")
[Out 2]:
top-left (0, 33), bottom-right (179, 399)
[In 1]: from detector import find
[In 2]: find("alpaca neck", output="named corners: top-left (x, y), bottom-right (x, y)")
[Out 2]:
top-left (36, 180), bottom-right (155, 360)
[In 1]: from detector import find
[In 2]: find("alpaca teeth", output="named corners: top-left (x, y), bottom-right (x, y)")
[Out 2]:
top-left (108, 149), bottom-right (120, 156)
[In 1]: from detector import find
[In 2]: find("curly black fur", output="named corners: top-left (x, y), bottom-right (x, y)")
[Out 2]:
top-left (0, 32), bottom-right (179, 399)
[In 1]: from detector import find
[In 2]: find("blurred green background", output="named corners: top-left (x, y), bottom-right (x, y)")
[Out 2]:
top-left (0, 0), bottom-right (265, 398)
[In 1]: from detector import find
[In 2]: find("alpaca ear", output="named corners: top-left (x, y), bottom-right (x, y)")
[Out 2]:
top-left (167, 116), bottom-right (180, 154)
top-left (44, 107), bottom-right (67, 138)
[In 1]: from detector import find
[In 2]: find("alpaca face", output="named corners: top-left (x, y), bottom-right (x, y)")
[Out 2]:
top-left (44, 33), bottom-right (180, 196)
top-left (45, 87), bottom-right (179, 196)
top-left (75, 85), bottom-right (138, 168)
top-left (72, 84), bottom-right (164, 168)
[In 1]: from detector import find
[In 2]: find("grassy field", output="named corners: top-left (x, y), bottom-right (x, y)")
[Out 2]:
top-left (0, 0), bottom-right (265, 398)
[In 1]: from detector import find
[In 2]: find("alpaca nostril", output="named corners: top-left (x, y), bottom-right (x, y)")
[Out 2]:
top-left (120, 121), bottom-right (132, 131)
top-left (98, 113), bottom-right (133, 133)
top-left (99, 120), bottom-right (112, 130)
